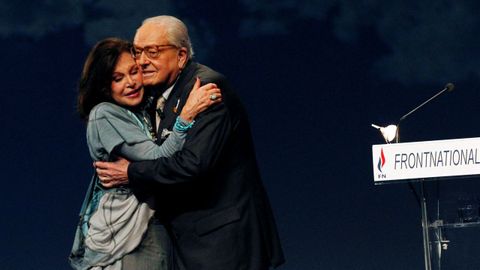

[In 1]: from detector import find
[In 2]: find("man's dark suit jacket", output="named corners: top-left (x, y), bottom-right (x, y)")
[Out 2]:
top-left (128, 61), bottom-right (285, 270)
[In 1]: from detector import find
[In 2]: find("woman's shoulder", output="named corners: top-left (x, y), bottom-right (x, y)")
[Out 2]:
top-left (89, 102), bottom-right (128, 120)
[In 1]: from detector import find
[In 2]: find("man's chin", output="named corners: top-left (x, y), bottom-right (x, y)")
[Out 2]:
top-left (144, 81), bottom-right (169, 91)
top-left (143, 80), bottom-right (154, 87)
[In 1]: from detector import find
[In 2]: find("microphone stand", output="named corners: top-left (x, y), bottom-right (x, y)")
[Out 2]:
top-left (394, 83), bottom-right (454, 270)
top-left (396, 114), bottom-right (432, 270)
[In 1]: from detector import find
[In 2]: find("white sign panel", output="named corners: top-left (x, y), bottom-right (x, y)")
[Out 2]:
top-left (372, 137), bottom-right (480, 183)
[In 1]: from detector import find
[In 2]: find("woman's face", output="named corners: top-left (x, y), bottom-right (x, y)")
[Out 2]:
top-left (110, 52), bottom-right (144, 107)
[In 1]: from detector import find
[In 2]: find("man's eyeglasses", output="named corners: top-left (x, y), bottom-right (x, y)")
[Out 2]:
top-left (130, 44), bottom-right (177, 60)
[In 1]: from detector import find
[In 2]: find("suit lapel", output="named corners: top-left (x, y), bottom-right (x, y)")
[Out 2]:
top-left (157, 61), bottom-right (197, 142)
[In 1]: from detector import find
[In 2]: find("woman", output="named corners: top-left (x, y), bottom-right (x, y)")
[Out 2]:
top-left (69, 37), bottom-right (221, 270)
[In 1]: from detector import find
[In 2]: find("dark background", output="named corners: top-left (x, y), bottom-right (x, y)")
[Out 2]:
top-left (2, 1), bottom-right (480, 269)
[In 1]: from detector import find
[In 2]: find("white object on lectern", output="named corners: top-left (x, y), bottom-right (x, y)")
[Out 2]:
top-left (371, 124), bottom-right (397, 143)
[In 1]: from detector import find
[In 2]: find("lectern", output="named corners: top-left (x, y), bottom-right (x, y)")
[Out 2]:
top-left (372, 137), bottom-right (480, 270)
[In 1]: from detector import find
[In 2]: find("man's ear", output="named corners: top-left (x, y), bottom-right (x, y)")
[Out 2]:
top-left (177, 47), bottom-right (188, 69)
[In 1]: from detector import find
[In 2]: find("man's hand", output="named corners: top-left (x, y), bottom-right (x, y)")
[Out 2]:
top-left (95, 157), bottom-right (130, 188)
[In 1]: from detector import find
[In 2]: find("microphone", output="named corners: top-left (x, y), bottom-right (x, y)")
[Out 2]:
top-left (399, 83), bottom-right (455, 122)
top-left (395, 83), bottom-right (455, 143)
top-left (371, 83), bottom-right (455, 143)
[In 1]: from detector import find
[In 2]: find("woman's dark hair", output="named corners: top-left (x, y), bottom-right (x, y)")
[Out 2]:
top-left (77, 37), bottom-right (133, 120)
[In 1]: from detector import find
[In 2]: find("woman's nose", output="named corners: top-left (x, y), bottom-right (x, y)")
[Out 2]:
top-left (126, 76), bottom-right (134, 87)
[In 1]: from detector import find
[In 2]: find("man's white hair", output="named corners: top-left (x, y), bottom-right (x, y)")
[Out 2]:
top-left (140, 15), bottom-right (194, 59)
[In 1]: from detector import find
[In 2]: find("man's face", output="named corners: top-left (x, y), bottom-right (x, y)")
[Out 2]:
top-left (133, 23), bottom-right (187, 89)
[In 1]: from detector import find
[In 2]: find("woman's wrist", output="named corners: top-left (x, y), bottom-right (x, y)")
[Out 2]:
top-left (174, 116), bottom-right (195, 132)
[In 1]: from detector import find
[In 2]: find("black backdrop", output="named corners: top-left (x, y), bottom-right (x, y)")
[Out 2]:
top-left (2, 1), bottom-right (480, 269)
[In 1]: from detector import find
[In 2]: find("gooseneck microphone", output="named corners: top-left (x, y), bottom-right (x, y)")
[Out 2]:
top-left (399, 83), bottom-right (455, 122)
top-left (396, 83), bottom-right (455, 143)
top-left (371, 83), bottom-right (455, 143)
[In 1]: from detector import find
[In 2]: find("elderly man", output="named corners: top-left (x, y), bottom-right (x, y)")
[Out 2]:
top-left (95, 15), bottom-right (285, 270)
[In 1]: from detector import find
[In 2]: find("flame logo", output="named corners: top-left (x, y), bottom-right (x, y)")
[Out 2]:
top-left (377, 148), bottom-right (386, 172)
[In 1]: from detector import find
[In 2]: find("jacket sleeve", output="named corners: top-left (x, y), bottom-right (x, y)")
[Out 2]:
top-left (128, 101), bottom-right (233, 185)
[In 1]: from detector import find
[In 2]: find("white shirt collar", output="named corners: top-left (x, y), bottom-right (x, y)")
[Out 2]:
top-left (162, 83), bottom-right (175, 100)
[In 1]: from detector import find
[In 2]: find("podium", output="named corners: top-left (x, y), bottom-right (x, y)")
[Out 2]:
top-left (372, 137), bottom-right (480, 270)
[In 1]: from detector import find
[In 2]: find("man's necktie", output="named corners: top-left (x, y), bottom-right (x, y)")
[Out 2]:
top-left (156, 96), bottom-right (166, 131)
